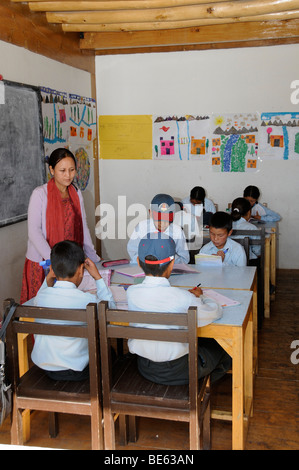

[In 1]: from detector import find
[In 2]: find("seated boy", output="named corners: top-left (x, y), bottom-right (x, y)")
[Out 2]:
top-left (127, 193), bottom-right (189, 265)
top-left (126, 232), bottom-right (231, 385)
top-left (199, 212), bottom-right (247, 267)
top-left (29, 240), bottom-right (115, 381)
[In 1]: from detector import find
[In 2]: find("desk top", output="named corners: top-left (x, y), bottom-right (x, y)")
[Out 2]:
top-left (199, 289), bottom-right (253, 327)
top-left (110, 263), bottom-right (256, 291)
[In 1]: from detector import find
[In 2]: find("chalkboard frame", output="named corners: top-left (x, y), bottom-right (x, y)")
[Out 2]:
top-left (0, 79), bottom-right (46, 228)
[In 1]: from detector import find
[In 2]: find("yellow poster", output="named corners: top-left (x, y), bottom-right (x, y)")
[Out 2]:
top-left (99, 115), bottom-right (152, 159)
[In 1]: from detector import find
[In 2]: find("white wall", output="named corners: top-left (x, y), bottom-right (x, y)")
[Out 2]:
top-left (0, 40), bottom-right (95, 308)
top-left (96, 45), bottom-right (299, 268)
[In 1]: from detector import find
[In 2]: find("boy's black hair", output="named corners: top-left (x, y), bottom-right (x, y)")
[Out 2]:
top-left (210, 211), bottom-right (232, 232)
top-left (190, 186), bottom-right (205, 204)
top-left (50, 240), bottom-right (85, 279)
top-left (139, 255), bottom-right (172, 277)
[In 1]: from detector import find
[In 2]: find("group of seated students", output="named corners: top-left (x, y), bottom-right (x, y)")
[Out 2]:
top-left (27, 185), bottom-right (279, 389)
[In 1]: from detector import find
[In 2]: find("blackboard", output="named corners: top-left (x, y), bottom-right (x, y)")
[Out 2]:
top-left (0, 80), bottom-right (46, 227)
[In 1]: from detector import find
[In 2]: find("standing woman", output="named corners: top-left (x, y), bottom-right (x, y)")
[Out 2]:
top-left (20, 148), bottom-right (100, 303)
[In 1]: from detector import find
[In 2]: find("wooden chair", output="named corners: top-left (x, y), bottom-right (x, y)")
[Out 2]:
top-left (98, 301), bottom-right (211, 450)
top-left (4, 299), bottom-right (103, 449)
top-left (230, 236), bottom-right (250, 265)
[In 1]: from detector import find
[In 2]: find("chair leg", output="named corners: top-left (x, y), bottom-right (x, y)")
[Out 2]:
top-left (189, 414), bottom-right (200, 450)
top-left (118, 415), bottom-right (128, 446)
top-left (11, 399), bottom-right (23, 446)
top-left (48, 412), bottom-right (59, 438)
top-left (202, 397), bottom-right (211, 450)
top-left (104, 410), bottom-right (116, 450)
top-left (128, 416), bottom-right (138, 443)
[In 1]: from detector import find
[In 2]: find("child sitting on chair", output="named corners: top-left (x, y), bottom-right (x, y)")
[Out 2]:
top-left (199, 212), bottom-right (247, 266)
top-left (28, 240), bottom-right (115, 381)
top-left (127, 193), bottom-right (189, 265)
top-left (126, 232), bottom-right (231, 385)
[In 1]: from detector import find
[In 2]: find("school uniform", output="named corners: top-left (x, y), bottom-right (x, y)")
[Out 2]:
top-left (200, 237), bottom-right (247, 267)
top-left (232, 217), bottom-right (261, 259)
top-left (127, 218), bottom-right (189, 265)
top-left (181, 196), bottom-right (216, 215)
top-left (127, 276), bottom-right (231, 385)
top-left (29, 277), bottom-right (114, 374)
top-left (251, 203), bottom-right (280, 222)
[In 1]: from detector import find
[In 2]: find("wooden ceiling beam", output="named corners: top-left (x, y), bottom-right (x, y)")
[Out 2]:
top-left (27, 0), bottom-right (228, 12)
top-left (80, 18), bottom-right (299, 49)
top-left (63, 10), bottom-right (299, 31)
top-left (46, 0), bottom-right (299, 24)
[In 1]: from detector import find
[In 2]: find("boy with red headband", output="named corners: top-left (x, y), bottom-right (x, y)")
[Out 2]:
top-left (127, 232), bottom-right (231, 385)
top-left (127, 193), bottom-right (189, 264)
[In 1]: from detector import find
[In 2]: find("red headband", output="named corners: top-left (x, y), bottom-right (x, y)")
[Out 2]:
top-left (152, 211), bottom-right (174, 222)
top-left (144, 255), bottom-right (174, 265)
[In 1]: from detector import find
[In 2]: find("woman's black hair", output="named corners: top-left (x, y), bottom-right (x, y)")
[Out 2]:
top-left (243, 185), bottom-right (260, 200)
top-left (231, 197), bottom-right (252, 222)
top-left (48, 148), bottom-right (77, 169)
top-left (190, 186), bottom-right (206, 207)
top-left (139, 255), bottom-right (172, 277)
top-left (50, 240), bottom-right (85, 279)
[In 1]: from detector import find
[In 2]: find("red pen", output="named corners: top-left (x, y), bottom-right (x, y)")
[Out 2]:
top-left (192, 283), bottom-right (201, 290)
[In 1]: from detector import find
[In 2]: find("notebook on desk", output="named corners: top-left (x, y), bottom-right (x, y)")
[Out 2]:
top-left (114, 265), bottom-right (145, 278)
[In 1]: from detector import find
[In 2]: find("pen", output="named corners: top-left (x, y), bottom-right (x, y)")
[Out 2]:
top-left (192, 283), bottom-right (201, 290)
top-left (222, 248), bottom-right (229, 254)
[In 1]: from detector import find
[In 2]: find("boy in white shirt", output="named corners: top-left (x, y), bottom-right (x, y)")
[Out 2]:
top-left (127, 193), bottom-right (189, 265)
top-left (29, 240), bottom-right (114, 381)
top-left (200, 212), bottom-right (247, 266)
top-left (127, 232), bottom-right (231, 385)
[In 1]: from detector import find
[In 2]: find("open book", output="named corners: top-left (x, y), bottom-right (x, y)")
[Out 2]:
top-left (195, 253), bottom-right (222, 267)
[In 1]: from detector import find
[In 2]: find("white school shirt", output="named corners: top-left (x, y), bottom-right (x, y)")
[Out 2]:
top-left (181, 196), bottom-right (216, 215)
top-left (127, 218), bottom-right (189, 264)
top-left (232, 217), bottom-right (261, 259)
top-left (199, 237), bottom-right (247, 266)
top-left (127, 276), bottom-right (222, 362)
top-left (251, 203), bottom-right (281, 222)
top-left (29, 278), bottom-right (115, 372)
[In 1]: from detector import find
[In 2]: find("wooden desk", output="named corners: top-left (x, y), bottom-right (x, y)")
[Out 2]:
top-left (168, 265), bottom-right (258, 374)
top-left (197, 289), bottom-right (253, 450)
top-left (263, 222), bottom-right (278, 317)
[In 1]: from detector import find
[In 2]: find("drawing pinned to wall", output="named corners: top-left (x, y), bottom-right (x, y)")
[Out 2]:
top-left (153, 115), bottom-right (210, 161)
top-left (210, 113), bottom-right (259, 172)
top-left (260, 112), bottom-right (299, 160)
top-left (72, 146), bottom-right (91, 191)
top-left (69, 94), bottom-right (96, 144)
top-left (40, 87), bottom-right (69, 159)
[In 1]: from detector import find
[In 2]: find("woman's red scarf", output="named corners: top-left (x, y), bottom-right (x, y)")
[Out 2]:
top-left (46, 178), bottom-right (83, 248)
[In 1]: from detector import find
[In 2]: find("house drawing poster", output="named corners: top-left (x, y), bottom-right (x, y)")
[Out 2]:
top-left (210, 113), bottom-right (259, 172)
top-left (260, 112), bottom-right (299, 160)
top-left (153, 115), bottom-right (210, 161)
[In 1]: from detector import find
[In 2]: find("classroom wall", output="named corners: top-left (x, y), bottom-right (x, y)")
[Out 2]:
top-left (0, 40), bottom-right (95, 308)
top-left (96, 45), bottom-right (299, 268)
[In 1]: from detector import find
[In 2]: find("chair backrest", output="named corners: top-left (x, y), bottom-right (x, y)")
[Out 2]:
top-left (231, 227), bottom-right (265, 265)
top-left (4, 299), bottom-right (101, 397)
top-left (98, 301), bottom-right (198, 408)
top-left (231, 236), bottom-right (250, 265)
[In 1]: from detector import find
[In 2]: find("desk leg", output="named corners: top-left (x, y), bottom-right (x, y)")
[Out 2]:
top-left (17, 333), bottom-right (31, 443)
top-left (244, 312), bottom-right (254, 419)
top-left (264, 238), bottom-right (270, 318)
top-left (232, 329), bottom-right (244, 450)
top-left (270, 232), bottom-right (276, 298)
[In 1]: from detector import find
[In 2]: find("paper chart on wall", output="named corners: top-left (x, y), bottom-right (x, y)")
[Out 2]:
top-left (210, 113), bottom-right (259, 172)
top-left (260, 112), bottom-right (299, 160)
top-left (153, 115), bottom-right (210, 161)
top-left (69, 94), bottom-right (96, 145)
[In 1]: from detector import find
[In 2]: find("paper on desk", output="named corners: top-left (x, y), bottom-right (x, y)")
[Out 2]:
top-left (195, 253), bottom-right (222, 267)
top-left (110, 286), bottom-right (129, 310)
top-left (202, 289), bottom-right (240, 307)
top-left (171, 263), bottom-right (200, 275)
top-left (78, 268), bottom-right (112, 291)
top-left (114, 265), bottom-right (145, 278)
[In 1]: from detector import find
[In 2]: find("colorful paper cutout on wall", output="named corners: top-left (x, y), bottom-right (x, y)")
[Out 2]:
top-left (260, 112), bottom-right (299, 160)
top-left (69, 94), bottom-right (96, 144)
top-left (210, 113), bottom-right (259, 172)
top-left (73, 146), bottom-right (91, 191)
top-left (153, 115), bottom-right (210, 161)
top-left (99, 115), bottom-right (152, 159)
